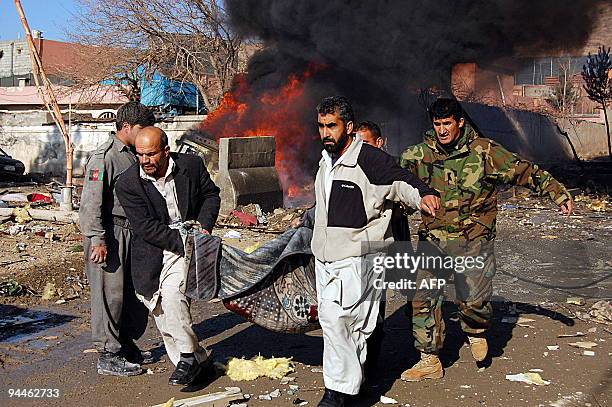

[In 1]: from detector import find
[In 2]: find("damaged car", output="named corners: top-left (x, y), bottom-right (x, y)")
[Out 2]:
top-left (0, 148), bottom-right (25, 178)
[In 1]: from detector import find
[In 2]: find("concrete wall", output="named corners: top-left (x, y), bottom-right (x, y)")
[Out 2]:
top-left (557, 117), bottom-right (610, 160)
top-left (461, 102), bottom-right (610, 163)
top-left (0, 40), bottom-right (32, 83)
top-left (0, 114), bottom-right (208, 177)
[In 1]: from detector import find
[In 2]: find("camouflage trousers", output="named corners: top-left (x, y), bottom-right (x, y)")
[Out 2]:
top-left (411, 238), bottom-right (496, 354)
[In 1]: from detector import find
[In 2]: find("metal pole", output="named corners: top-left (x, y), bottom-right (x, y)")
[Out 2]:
top-left (14, 0), bottom-right (73, 210)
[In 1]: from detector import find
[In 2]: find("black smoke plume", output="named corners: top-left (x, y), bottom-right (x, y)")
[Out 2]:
top-left (226, 0), bottom-right (604, 126)
top-left (207, 0), bottom-right (606, 204)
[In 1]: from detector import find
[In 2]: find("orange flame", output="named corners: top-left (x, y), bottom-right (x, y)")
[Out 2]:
top-left (201, 65), bottom-right (324, 206)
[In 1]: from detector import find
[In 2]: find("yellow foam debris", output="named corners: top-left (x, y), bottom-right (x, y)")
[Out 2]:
top-left (161, 397), bottom-right (174, 407)
top-left (225, 355), bottom-right (293, 381)
top-left (13, 206), bottom-right (32, 223)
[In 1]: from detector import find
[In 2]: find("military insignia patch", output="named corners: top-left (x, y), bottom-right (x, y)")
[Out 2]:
top-left (89, 168), bottom-right (104, 181)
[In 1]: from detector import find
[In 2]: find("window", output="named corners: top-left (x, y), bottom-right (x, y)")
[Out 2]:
top-left (514, 57), bottom-right (587, 85)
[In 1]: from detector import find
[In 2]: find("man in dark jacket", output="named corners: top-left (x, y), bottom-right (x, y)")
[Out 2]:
top-left (79, 101), bottom-right (155, 377)
top-left (116, 126), bottom-right (220, 386)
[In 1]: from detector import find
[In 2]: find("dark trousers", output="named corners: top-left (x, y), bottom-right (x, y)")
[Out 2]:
top-left (84, 224), bottom-right (148, 353)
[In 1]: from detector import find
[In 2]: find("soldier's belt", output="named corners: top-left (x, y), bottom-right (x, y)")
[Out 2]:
top-left (111, 216), bottom-right (131, 229)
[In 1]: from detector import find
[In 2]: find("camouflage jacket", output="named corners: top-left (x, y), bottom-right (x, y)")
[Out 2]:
top-left (399, 123), bottom-right (571, 243)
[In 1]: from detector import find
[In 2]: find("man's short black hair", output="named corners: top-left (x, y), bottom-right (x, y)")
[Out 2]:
top-left (428, 98), bottom-right (464, 121)
top-left (316, 96), bottom-right (354, 125)
top-left (116, 101), bottom-right (156, 130)
top-left (357, 121), bottom-right (382, 139)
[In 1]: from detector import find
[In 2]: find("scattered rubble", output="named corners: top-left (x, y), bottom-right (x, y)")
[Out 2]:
top-left (589, 300), bottom-right (612, 324)
top-left (217, 205), bottom-right (307, 232)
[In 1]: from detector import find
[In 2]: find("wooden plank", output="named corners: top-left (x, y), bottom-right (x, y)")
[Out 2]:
top-left (150, 388), bottom-right (244, 407)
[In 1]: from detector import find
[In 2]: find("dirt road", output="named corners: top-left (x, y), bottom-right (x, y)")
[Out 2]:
top-left (1, 192), bottom-right (610, 407)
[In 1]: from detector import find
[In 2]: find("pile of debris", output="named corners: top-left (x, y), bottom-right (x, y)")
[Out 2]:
top-left (0, 182), bottom-right (79, 224)
top-left (217, 204), bottom-right (309, 232)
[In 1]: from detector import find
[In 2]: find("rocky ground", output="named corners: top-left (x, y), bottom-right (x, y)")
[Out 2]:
top-left (0, 187), bottom-right (610, 407)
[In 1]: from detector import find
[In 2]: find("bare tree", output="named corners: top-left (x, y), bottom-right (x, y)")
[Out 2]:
top-left (582, 46), bottom-right (612, 159)
top-left (546, 58), bottom-right (579, 115)
top-left (66, 0), bottom-right (254, 111)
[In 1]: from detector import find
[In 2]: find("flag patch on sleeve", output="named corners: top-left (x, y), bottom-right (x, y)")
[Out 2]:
top-left (89, 168), bottom-right (104, 181)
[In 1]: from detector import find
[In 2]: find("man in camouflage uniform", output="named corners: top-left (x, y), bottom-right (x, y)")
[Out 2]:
top-left (79, 102), bottom-right (156, 376)
top-left (398, 98), bottom-right (573, 381)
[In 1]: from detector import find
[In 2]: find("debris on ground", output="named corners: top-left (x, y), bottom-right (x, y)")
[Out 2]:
top-left (225, 355), bottom-right (294, 381)
top-left (582, 350), bottom-right (596, 356)
top-left (380, 395), bottom-right (399, 404)
top-left (151, 387), bottom-right (244, 407)
top-left (567, 341), bottom-right (598, 349)
top-left (27, 193), bottom-right (54, 205)
top-left (589, 300), bottom-right (612, 324)
top-left (574, 194), bottom-right (608, 212)
top-left (557, 332), bottom-right (585, 338)
top-left (217, 206), bottom-right (307, 231)
top-left (41, 282), bottom-right (57, 300)
top-left (13, 206), bottom-right (32, 223)
top-left (223, 230), bottom-right (242, 239)
top-left (566, 297), bottom-right (586, 306)
top-left (258, 388), bottom-right (281, 400)
top-left (0, 279), bottom-right (24, 296)
top-left (0, 193), bottom-right (29, 204)
top-left (280, 376), bottom-right (295, 385)
top-left (505, 372), bottom-right (551, 386)
top-left (228, 210), bottom-right (258, 226)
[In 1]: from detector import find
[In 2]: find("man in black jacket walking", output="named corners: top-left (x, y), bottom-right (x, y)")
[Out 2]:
top-left (116, 126), bottom-right (220, 386)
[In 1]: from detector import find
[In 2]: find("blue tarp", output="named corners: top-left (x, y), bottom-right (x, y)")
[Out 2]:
top-left (140, 70), bottom-right (200, 110)
top-left (101, 68), bottom-right (202, 111)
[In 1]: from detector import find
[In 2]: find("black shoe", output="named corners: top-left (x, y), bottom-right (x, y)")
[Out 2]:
top-left (122, 343), bottom-right (155, 365)
top-left (97, 352), bottom-right (143, 377)
top-left (168, 360), bottom-right (203, 386)
top-left (318, 388), bottom-right (347, 407)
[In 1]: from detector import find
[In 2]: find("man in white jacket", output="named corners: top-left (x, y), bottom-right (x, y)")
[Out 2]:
top-left (312, 96), bottom-right (440, 407)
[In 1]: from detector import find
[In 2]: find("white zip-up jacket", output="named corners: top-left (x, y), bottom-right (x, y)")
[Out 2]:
top-left (312, 136), bottom-right (438, 262)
